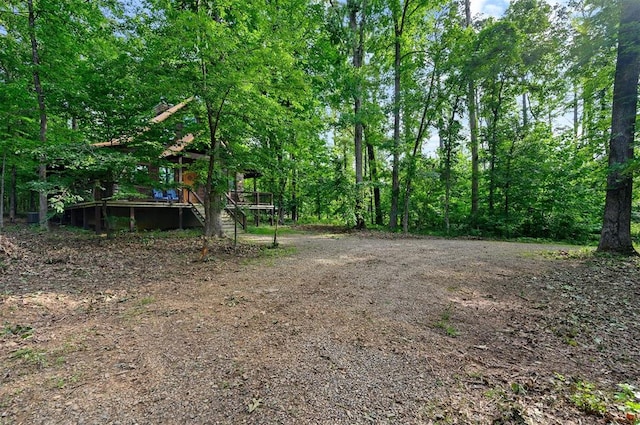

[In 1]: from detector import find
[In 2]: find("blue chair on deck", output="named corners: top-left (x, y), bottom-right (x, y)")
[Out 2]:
top-left (153, 188), bottom-right (167, 201)
top-left (166, 189), bottom-right (179, 202)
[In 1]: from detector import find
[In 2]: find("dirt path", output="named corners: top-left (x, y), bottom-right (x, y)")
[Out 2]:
top-left (1, 229), bottom-right (639, 424)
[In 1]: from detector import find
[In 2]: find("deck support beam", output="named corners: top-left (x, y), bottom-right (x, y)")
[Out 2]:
top-left (94, 205), bottom-right (101, 233)
top-left (129, 207), bottom-right (135, 232)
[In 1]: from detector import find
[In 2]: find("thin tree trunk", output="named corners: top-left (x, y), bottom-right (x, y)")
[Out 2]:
top-left (28, 0), bottom-right (48, 230)
top-left (465, 0), bottom-right (480, 227)
top-left (487, 79), bottom-right (505, 215)
top-left (389, 0), bottom-right (412, 230)
top-left (349, 0), bottom-right (366, 229)
top-left (598, 0), bottom-right (640, 255)
top-left (389, 21), bottom-right (402, 230)
top-left (204, 91), bottom-right (230, 238)
top-left (291, 154), bottom-right (298, 223)
top-left (366, 142), bottom-right (383, 225)
top-left (573, 86), bottom-right (579, 139)
top-left (402, 68), bottom-right (439, 233)
top-left (522, 92), bottom-right (528, 129)
top-left (503, 138), bottom-right (516, 236)
top-left (9, 164), bottom-right (16, 223)
top-left (0, 154), bottom-right (5, 232)
top-left (441, 95), bottom-right (461, 235)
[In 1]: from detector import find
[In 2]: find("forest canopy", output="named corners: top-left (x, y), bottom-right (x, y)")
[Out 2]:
top-left (1, 0), bottom-right (638, 249)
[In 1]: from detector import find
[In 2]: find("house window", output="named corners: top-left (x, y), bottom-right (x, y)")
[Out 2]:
top-left (159, 166), bottom-right (175, 185)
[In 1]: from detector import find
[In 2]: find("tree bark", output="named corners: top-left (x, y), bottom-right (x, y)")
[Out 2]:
top-left (28, 0), bottom-right (48, 230)
top-left (598, 0), bottom-right (640, 255)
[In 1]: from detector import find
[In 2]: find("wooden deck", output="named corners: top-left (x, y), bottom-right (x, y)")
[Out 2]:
top-left (65, 200), bottom-right (201, 233)
top-left (64, 193), bottom-right (275, 233)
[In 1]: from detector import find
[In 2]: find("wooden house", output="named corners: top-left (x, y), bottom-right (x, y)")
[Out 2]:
top-left (63, 99), bottom-right (275, 233)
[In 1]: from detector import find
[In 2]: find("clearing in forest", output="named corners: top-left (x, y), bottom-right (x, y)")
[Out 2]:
top-left (1, 227), bottom-right (639, 424)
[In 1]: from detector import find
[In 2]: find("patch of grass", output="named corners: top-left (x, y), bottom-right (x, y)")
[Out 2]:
top-left (240, 245), bottom-right (297, 266)
top-left (2, 323), bottom-right (33, 339)
top-left (261, 245), bottom-right (296, 257)
top-left (542, 247), bottom-right (596, 260)
top-left (561, 380), bottom-right (640, 423)
top-left (245, 225), bottom-right (300, 236)
top-left (122, 296), bottom-right (156, 319)
top-left (435, 305), bottom-right (459, 337)
top-left (137, 296), bottom-right (156, 306)
top-left (570, 381), bottom-right (607, 416)
top-left (484, 386), bottom-right (507, 401)
top-left (615, 384), bottom-right (640, 424)
top-left (10, 347), bottom-right (48, 368)
top-left (416, 402), bottom-right (454, 424)
top-left (50, 373), bottom-right (80, 389)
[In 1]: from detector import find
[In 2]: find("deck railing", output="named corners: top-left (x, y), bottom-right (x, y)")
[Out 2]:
top-left (224, 193), bottom-right (247, 230)
top-left (227, 191), bottom-right (273, 206)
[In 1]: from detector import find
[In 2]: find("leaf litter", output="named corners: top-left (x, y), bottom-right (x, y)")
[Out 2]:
top-left (0, 227), bottom-right (638, 424)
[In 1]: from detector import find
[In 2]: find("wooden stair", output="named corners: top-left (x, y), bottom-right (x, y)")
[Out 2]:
top-left (190, 203), bottom-right (205, 225)
top-left (221, 210), bottom-right (240, 235)
top-left (189, 203), bottom-right (242, 236)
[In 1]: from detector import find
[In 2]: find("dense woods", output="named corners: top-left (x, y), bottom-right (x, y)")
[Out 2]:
top-left (1, 0), bottom-right (638, 250)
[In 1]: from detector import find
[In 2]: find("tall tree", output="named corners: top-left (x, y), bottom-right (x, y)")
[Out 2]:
top-left (348, 0), bottom-right (367, 229)
top-left (27, 0), bottom-right (48, 229)
top-left (464, 0), bottom-right (480, 226)
top-left (388, 0), bottom-right (410, 230)
top-left (597, 0), bottom-right (640, 254)
top-left (1, 0), bottom-right (121, 228)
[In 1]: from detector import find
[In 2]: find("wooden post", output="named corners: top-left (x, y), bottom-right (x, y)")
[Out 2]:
top-left (94, 205), bottom-right (101, 233)
top-left (178, 207), bottom-right (183, 230)
top-left (82, 207), bottom-right (88, 230)
top-left (178, 157), bottom-right (183, 202)
top-left (129, 207), bottom-right (135, 232)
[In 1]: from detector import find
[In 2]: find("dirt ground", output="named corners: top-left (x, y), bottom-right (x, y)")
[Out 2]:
top-left (1, 226), bottom-right (639, 424)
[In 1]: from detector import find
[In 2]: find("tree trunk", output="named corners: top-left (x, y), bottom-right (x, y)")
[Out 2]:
top-left (28, 0), bottom-right (48, 230)
top-left (389, 24), bottom-right (402, 230)
top-left (598, 0), bottom-right (640, 255)
top-left (402, 69), bottom-right (438, 233)
top-left (0, 154), bottom-right (5, 231)
top-left (366, 141), bottom-right (383, 226)
top-left (487, 79), bottom-right (505, 216)
top-left (573, 86), bottom-right (579, 139)
top-left (438, 118), bottom-right (450, 234)
top-left (204, 95), bottom-right (228, 238)
top-left (349, 0), bottom-right (366, 230)
top-left (522, 92), bottom-right (528, 129)
top-left (9, 164), bottom-right (16, 223)
top-left (465, 0), bottom-right (480, 227)
top-left (291, 154), bottom-right (298, 223)
top-left (441, 95), bottom-right (461, 235)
